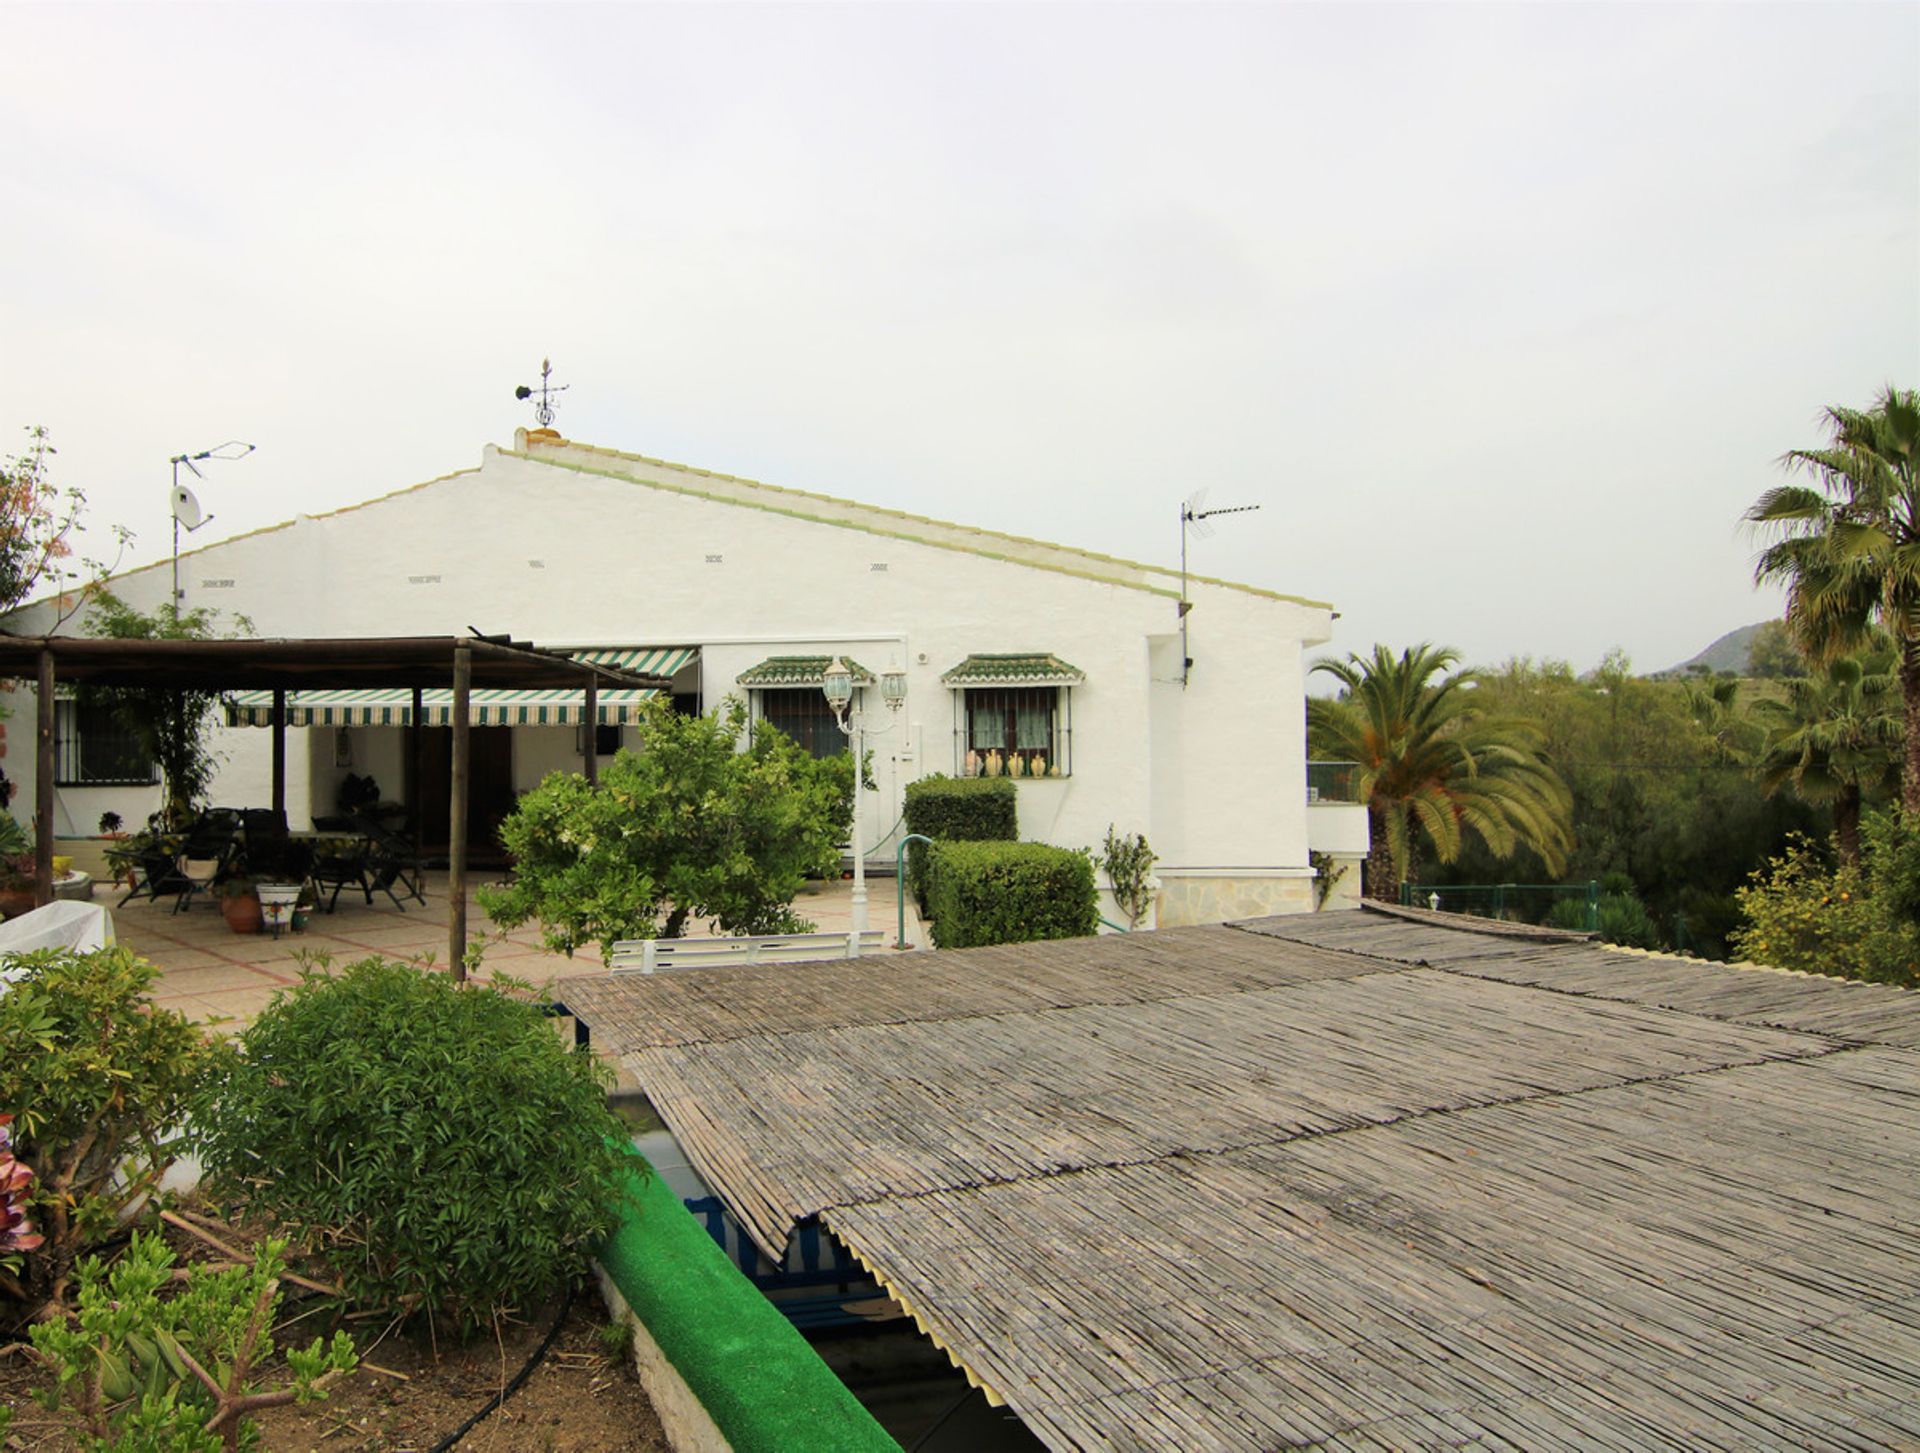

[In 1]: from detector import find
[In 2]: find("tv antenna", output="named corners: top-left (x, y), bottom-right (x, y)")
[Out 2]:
top-left (515, 357), bottom-right (569, 429)
top-left (168, 441), bottom-right (252, 603)
top-left (1179, 489), bottom-right (1261, 686)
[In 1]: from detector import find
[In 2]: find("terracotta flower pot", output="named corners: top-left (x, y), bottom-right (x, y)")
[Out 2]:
top-left (221, 892), bottom-right (263, 934)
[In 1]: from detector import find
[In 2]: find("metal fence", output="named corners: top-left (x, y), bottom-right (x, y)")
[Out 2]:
top-left (1306, 761), bottom-right (1361, 804)
top-left (1401, 880), bottom-right (1600, 932)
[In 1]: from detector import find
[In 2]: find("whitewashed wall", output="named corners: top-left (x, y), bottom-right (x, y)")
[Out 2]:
top-left (4, 437), bottom-right (1339, 920)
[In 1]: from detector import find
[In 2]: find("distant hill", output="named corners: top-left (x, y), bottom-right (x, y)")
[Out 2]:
top-left (1663, 621), bottom-right (1770, 677)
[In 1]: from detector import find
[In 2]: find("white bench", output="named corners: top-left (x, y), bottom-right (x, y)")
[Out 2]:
top-left (609, 928), bottom-right (888, 974)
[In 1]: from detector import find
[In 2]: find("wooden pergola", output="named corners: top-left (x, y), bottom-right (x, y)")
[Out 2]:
top-left (0, 633), bottom-right (670, 978)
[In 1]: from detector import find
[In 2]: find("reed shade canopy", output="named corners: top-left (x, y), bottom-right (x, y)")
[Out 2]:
top-left (0, 632), bottom-right (671, 974)
top-left (559, 906), bottom-right (1920, 1452)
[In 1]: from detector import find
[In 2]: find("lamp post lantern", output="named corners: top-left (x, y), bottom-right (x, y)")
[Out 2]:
top-left (823, 656), bottom-right (906, 952)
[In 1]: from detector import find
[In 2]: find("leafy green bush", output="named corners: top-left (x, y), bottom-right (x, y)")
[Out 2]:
top-left (1545, 886), bottom-right (1661, 948)
top-left (28, 1230), bottom-right (356, 1451)
top-left (0, 947), bottom-right (228, 1316)
top-left (925, 841), bottom-right (1097, 949)
top-left (1729, 813), bottom-right (1920, 986)
top-left (903, 776), bottom-right (1018, 912)
top-left (482, 697), bottom-right (852, 956)
top-left (195, 960), bottom-right (635, 1334)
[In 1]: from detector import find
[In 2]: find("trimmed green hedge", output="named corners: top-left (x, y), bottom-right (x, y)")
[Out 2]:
top-left (925, 841), bottom-right (1098, 949)
top-left (903, 776), bottom-right (1018, 912)
top-left (597, 1149), bottom-right (899, 1453)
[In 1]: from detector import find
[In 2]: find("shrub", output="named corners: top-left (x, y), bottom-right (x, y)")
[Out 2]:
top-left (903, 776), bottom-right (1018, 912)
top-left (1545, 887), bottom-right (1661, 949)
top-left (27, 1230), bottom-right (357, 1452)
top-left (482, 696), bottom-right (852, 956)
top-left (195, 960), bottom-right (635, 1334)
top-left (0, 947), bottom-right (228, 1317)
top-left (1095, 825), bottom-right (1156, 928)
top-left (1729, 814), bottom-right (1920, 986)
top-left (925, 841), bottom-right (1097, 949)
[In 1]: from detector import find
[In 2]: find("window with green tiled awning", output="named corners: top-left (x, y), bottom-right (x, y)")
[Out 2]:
top-left (939, 653), bottom-right (1085, 687)
top-left (735, 656), bottom-right (876, 688)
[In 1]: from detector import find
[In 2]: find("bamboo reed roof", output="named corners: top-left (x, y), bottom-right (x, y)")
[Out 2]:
top-left (561, 909), bottom-right (1920, 1451)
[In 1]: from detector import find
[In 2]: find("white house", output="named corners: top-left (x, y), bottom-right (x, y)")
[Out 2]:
top-left (3, 428), bottom-right (1366, 925)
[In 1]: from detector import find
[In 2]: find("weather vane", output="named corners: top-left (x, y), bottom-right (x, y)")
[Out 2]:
top-left (514, 358), bottom-right (569, 429)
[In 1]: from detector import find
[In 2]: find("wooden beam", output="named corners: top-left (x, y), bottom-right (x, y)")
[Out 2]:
top-left (448, 642), bottom-right (471, 980)
top-left (583, 675), bottom-right (599, 786)
top-left (34, 649), bottom-right (54, 906)
top-left (409, 686), bottom-right (423, 854)
top-left (270, 690), bottom-right (286, 818)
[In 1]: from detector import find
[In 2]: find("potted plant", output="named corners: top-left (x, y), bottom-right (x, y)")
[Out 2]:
top-left (0, 815), bottom-right (33, 918)
top-left (216, 876), bottom-right (263, 934)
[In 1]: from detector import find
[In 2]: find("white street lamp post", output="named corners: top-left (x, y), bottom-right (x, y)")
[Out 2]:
top-left (823, 656), bottom-right (906, 954)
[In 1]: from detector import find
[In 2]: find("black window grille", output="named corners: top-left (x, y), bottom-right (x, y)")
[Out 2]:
top-left (55, 698), bottom-right (158, 786)
top-left (958, 687), bottom-right (1069, 777)
top-left (756, 688), bottom-right (848, 759)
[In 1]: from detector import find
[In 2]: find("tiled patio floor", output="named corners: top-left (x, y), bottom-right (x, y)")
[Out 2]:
top-left (107, 871), bottom-right (926, 1029)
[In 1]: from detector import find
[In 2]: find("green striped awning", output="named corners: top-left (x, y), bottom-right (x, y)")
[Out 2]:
top-left (224, 646), bottom-right (697, 728)
top-left (736, 656), bottom-right (876, 688)
top-left (940, 653), bottom-right (1084, 687)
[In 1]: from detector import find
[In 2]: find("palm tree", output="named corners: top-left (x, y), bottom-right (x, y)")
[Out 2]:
top-left (1752, 648), bottom-right (1901, 862)
top-left (1308, 643), bottom-right (1573, 900)
top-left (1749, 386), bottom-right (1920, 808)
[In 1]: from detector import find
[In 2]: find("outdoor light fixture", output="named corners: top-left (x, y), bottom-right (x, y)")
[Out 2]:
top-left (169, 441), bottom-right (254, 604)
top-left (820, 654), bottom-right (908, 954)
top-left (822, 657), bottom-right (854, 715)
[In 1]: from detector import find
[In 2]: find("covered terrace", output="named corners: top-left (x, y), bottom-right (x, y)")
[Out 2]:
top-left (0, 631), bottom-right (671, 976)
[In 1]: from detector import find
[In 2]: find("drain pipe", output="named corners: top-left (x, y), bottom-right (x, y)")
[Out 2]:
top-left (894, 834), bottom-right (932, 949)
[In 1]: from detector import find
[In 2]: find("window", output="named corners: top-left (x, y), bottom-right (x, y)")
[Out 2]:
top-left (756, 688), bottom-right (848, 759)
top-left (55, 698), bottom-right (157, 786)
top-left (959, 686), bottom-right (1069, 777)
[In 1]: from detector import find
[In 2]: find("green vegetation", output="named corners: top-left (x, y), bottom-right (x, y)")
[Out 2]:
top-left (1750, 386), bottom-right (1920, 807)
top-left (925, 840), bottom-right (1098, 948)
top-left (28, 1232), bottom-right (357, 1452)
top-left (86, 592), bottom-right (253, 827)
top-left (0, 947), bottom-right (230, 1317)
top-left (482, 696), bottom-right (853, 955)
top-left (1308, 643), bottom-right (1573, 899)
top-left (194, 959), bottom-right (633, 1335)
top-left (901, 775), bottom-right (1019, 912)
top-left (1095, 825), bottom-right (1156, 928)
top-left (1729, 811), bottom-right (1920, 987)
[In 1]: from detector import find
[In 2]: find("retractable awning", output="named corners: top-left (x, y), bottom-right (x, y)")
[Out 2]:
top-left (223, 646), bottom-right (697, 727)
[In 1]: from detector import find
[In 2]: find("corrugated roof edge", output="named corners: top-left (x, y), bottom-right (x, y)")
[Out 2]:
top-left (508, 437), bottom-right (1335, 612)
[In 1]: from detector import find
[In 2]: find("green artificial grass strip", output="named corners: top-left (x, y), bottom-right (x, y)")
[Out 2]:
top-left (599, 1150), bottom-right (901, 1453)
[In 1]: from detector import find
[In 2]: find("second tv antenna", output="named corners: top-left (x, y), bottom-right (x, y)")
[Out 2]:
top-left (1179, 489), bottom-right (1261, 686)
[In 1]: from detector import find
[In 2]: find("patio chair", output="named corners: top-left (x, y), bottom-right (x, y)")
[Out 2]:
top-left (306, 837), bottom-right (375, 912)
top-left (118, 843), bottom-right (194, 910)
top-left (359, 817), bottom-right (426, 910)
top-left (173, 810), bottom-right (243, 913)
top-left (238, 808), bottom-right (312, 882)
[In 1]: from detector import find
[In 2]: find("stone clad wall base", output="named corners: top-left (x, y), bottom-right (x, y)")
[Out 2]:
top-left (594, 1265), bottom-right (734, 1453)
top-left (1156, 872), bottom-right (1315, 927)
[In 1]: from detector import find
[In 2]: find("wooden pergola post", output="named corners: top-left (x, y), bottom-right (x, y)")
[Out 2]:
top-left (409, 686), bottom-right (424, 853)
top-left (448, 642), bottom-right (471, 981)
top-left (270, 689), bottom-right (286, 819)
top-left (34, 649), bottom-right (54, 906)
top-left (583, 673), bottom-right (599, 786)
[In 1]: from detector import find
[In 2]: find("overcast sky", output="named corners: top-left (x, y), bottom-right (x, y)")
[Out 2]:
top-left (5, 2), bottom-right (1915, 675)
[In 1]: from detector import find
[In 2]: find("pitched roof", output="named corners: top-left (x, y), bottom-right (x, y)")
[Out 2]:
top-left (510, 432), bottom-right (1334, 612)
top-left (560, 909), bottom-right (1920, 1452)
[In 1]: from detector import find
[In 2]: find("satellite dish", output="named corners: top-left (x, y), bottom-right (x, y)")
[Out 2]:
top-left (171, 485), bottom-right (206, 531)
